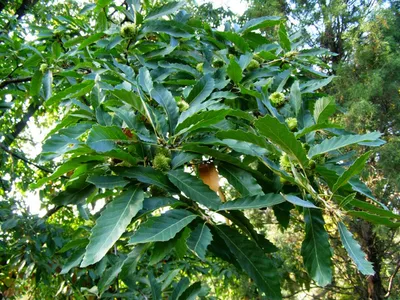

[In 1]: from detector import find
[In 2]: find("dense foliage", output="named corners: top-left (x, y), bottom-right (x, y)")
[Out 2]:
top-left (1, 0), bottom-right (399, 299)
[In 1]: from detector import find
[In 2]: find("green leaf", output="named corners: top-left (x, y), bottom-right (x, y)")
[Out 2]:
top-left (175, 227), bottom-right (191, 259)
top-left (86, 125), bottom-right (129, 152)
top-left (347, 211), bottom-right (399, 228)
top-left (295, 123), bottom-right (341, 138)
top-left (240, 16), bottom-right (282, 33)
top-left (227, 58), bottom-right (242, 84)
top-left (278, 23), bottom-right (291, 52)
top-left (219, 194), bottom-right (284, 210)
top-left (255, 115), bottom-right (308, 167)
top-left (138, 67), bottom-right (154, 94)
top-left (52, 184), bottom-right (96, 206)
top-left (348, 199), bottom-right (400, 220)
top-left (129, 209), bottom-right (197, 244)
top-left (178, 282), bottom-right (203, 300)
top-left (145, 1), bottom-right (184, 21)
top-left (30, 70), bottom-right (43, 97)
top-left (186, 75), bottom-right (214, 105)
top-left (43, 70), bottom-right (53, 100)
top-left (308, 132), bottom-right (382, 158)
top-left (333, 151), bottom-right (372, 192)
top-left (60, 248), bottom-right (85, 275)
top-left (216, 31), bottom-right (249, 52)
top-left (289, 81), bottom-right (301, 116)
top-left (187, 223), bottom-right (213, 260)
top-left (149, 240), bottom-right (175, 265)
top-left (216, 130), bottom-right (269, 149)
top-left (217, 138), bottom-right (268, 157)
top-left (171, 152), bottom-right (199, 169)
top-left (81, 187), bottom-right (144, 267)
top-left (149, 272), bottom-right (162, 300)
top-left (282, 194), bottom-right (318, 209)
top-left (168, 169), bottom-right (221, 210)
top-left (98, 259), bottom-right (125, 295)
top-left (78, 32), bottom-right (104, 50)
top-left (142, 20), bottom-right (194, 38)
top-left (117, 166), bottom-right (175, 192)
top-left (171, 278), bottom-right (190, 300)
top-left (338, 222), bottom-right (375, 275)
top-left (219, 164), bottom-right (263, 197)
top-left (46, 81), bottom-right (94, 106)
top-left (301, 208), bottom-right (332, 287)
top-left (151, 84), bottom-right (179, 134)
top-left (216, 226), bottom-right (281, 299)
top-left (314, 97), bottom-right (336, 124)
top-left (300, 76), bottom-right (334, 93)
top-left (174, 109), bottom-right (230, 136)
top-left (86, 175), bottom-right (129, 189)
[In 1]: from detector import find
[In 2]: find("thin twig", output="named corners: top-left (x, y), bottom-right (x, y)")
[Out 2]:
top-left (384, 259), bottom-right (400, 298)
top-left (0, 76), bottom-right (32, 89)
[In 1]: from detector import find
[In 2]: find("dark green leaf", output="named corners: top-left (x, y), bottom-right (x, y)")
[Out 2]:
top-left (86, 125), bottom-right (129, 152)
top-left (151, 84), bottom-right (179, 134)
top-left (240, 16), bottom-right (282, 33)
top-left (81, 187), bottom-right (144, 267)
top-left (219, 164), bottom-right (263, 197)
top-left (314, 97), bottom-right (336, 124)
top-left (86, 175), bottom-right (129, 189)
top-left (30, 70), bottom-right (43, 97)
top-left (129, 209), bottom-right (197, 244)
top-left (219, 193), bottom-right (284, 210)
top-left (187, 223), bottom-right (213, 260)
top-left (145, 1), bottom-right (184, 21)
top-left (186, 75), bottom-right (214, 105)
top-left (278, 23), bottom-right (291, 52)
top-left (282, 194), bottom-right (319, 209)
top-left (168, 169), bottom-right (221, 210)
top-left (338, 222), bottom-right (375, 275)
top-left (227, 58), bottom-right (242, 84)
top-left (301, 208), bottom-right (332, 287)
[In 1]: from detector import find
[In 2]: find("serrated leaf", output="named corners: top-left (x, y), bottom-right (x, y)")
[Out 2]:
top-left (78, 32), bottom-right (104, 50)
top-left (81, 187), bottom-right (144, 267)
top-left (178, 281), bottom-right (203, 300)
top-left (219, 164), bottom-right (263, 197)
top-left (174, 109), bottom-right (230, 136)
top-left (168, 169), bottom-right (221, 210)
top-left (255, 115), bottom-right (308, 167)
top-left (348, 199), bottom-right (400, 220)
top-left (289, 81), bottom-right (301, 116)
top-left (301, 208), bottom-right (332, 287)
top-left (138, 67), bottom-right (154, 94)
top-left (278, 23), bottom-right (291, 52)
top-left (338, 222), bottom-right (375, 275)
top-left (300, 76), bottom-right (334, 93)
top-left (86, 175), bottom-right (129, 189)
top-left (98, 259), bottom-right (125, 295)
top-left (216, 130), bottom-right (268, 148)
top-left (227, 58), bottom-right (242, 84)
top-left (145, 1), bottom-right (184, 21)
top-left (129, 209), bottom-right (197, 244)
top-left (175, 227), bottom-right (191, 259)
top-left (52, 184), bottom-right (96, 206)
top-left (216, 31), bottom-right (249, 52)
top-left (216, 226), bottom-right (281, 299)
top-left (171, 278), bottom-right (190, 300)
top-left (149, 272), bottom-right (162, 300)
top-left (151, 84), bottom-right (179, 134)
top-left (60, 248), bottom-right (85, 275)
top-left (186, 75), bottom-right (214, 105)
top-left (282, 194), bottom-right (319, 209)
top-left (117, 166), bottom-right (176, 192)
top-left (347, 211), bottom-right (399, 227)
top-left (314, 97), bottom-right (336, 124)
top-left (187, 223), bottom-right (213, 260)
top-left (308, 132), bottom-right (382, 158)
top-left (171, 152), bottom-right (199, 169)
top-left (86, 125), bottom-right (129, 152)
top-left (333, 151), bottom-right (371, 192)
top-left (295, 123), bottom-right (341, 138)
top-left (240, 16), bottom-right (282, 33)
top-left (219, 193), bottom-right (284, 210)
top-left (46, 81), bottom-right (94, 106)
top-left (142, 20), bottom-right (194, 38)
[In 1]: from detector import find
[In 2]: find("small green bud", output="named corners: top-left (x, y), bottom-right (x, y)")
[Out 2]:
top-left (196, 63), bottom-right (203, 73)
top-left (283, 51), bottom-right (299, 59)
top-left (285, 117), bottom-right (298, 131)
top-left (153, 154), bottom-right (171, 172)
top-left (246, 59), bottom-right (260, 71)
top-left (156, 147), bottom-right (171, 158)
top-left (177, 99), bottom-right (189, 112)
top-left (269, 92), bottom-right (286, 107)
top-left (120, 23), bottom-right (137, 39)
top-left (228, 54), bottom-right (235, 60)
top-left (308, 160), bottom-right (316, 170)
top-left (279, 176), bottom-right (291, 185)
top-left (279, 153), bottom-right (291, 171)
top-left (39, 63), bottom-right (48, 74)
top-left (253, 54), bottom-right (264, 63)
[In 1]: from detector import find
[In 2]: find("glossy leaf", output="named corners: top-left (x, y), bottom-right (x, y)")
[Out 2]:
top-left (219, 193), bottom-right (285, 210)
top-left (81, 187), bottom-right (144, 267)
top-left (86, 125), bottom-right (129, 152)
top-left (301, 208), bottom-right (332, 287)
top-left (168, 169), bottom-right (221, 210)
top-left (187, 223), bottom-right (213, 260)
top-left (129, 209), bottom-right (197, 244)
top-left (338, 222), bottom-right (375, 275)
top-left (219, 164), bottom-right (263, 197)
top-left (227, 58), bottom-right (242, 84)
top-left (282, 194), bottom-right (319, 209)
top-left (185, 75), bottom-right (214, 105)
top-left (314, 97), bottom-right (336, 124)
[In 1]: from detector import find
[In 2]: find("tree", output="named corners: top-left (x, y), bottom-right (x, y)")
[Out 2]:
top-left (1, 0), bottom-right (399, 299)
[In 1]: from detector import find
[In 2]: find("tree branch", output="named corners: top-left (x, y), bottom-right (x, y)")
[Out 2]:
top-left (0, 76), bottom-right (32, 89)
top-left (384, 259), bottom-right (400, 298)
top-left (0, 141), bottom-right (52, 173)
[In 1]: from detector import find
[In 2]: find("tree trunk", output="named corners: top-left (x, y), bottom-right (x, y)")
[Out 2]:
top-left (359, 221), bottom-right (386, 300)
